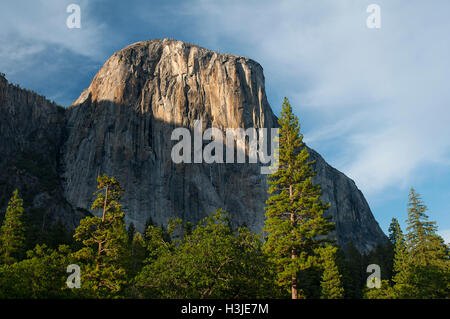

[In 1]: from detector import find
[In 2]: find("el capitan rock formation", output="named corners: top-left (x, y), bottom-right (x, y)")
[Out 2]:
top-left (0, 39), bottom-right (387, 253)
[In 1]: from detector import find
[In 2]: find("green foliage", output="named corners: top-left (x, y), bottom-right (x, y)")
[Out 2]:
top-left (0, 190), bottom-right (25, 264)
top-left (319, 245), bottom-right (344, 299)
top-left (1, 157), bottom-right (448, 299)
top-left (366, 188), bottom-right (450, 299)
top-left (339, 241), bottom-right (364, 299)
top-left (128, 232), bottom-right (146, 278)
top-left (135, 209), bottom-right (277, 299)
top-left (73, 174), bottom-right (129, 298)
top-left (364, 280), bottom-right (395, 299)
top-left (365, 243), bottom-right (394, 283)
top-left (127, 222), bottom-right (136, 243)
top-left (263, 97), bottom-right (335, 298)
top-left (388, 218), bottom-right (401, 246)
top-left (47, 219), bottom-right (74, 249)
top-left (0, 244), bottom-right (74, 298)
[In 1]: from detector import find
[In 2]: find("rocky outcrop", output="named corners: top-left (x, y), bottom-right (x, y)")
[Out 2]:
top-left (62, 39), bottom-right (387, 252)
top-left (62, 39), bottom-right (277, 235)
top-left (0, 39), bottom-right (388, 253)
top-left (308, 149), bottom-right (388, 252)
top-left (0, 74), bottom-right (84, 228)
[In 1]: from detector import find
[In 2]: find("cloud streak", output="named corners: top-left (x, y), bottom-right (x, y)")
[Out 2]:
top-left (179, 0), bottom-right (450, 196)
top-left (0, 0), bottom-right (448, 229)
top-left (0, 0), bottom-right (110, 104)
top-left (0, 0), bottom-right (106, 64)
top-left (438, 229), bottom-right (450, 245)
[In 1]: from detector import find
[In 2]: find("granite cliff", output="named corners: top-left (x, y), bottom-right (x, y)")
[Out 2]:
top-left (0, 39), bottom-right (387, 252)
top-left (0, 75), bottom-right (84, 230)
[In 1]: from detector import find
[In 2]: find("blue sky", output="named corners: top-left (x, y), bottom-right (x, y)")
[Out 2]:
top-left (1, 0), bottom-right (449, 242)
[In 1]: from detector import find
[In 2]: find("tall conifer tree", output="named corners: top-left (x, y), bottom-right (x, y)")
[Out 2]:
top-left (405, 188), bottom-right (438, 262)
top-left (263, 97), bottom-right (335, 299)
top-left (319, 245), bottom-right (344, 299)
top-left (391, 219), bottom-right (413, 297)
top-left (389, 188), bottom-right (449, 298)
top-left (0, 190), bottom-right (25, 264)
top-left (388, 218), bottom-right (401, 246)
top-left (403, 188), bottom-right (448, 297)
top-left (74, 174), bottom-right (129, 297)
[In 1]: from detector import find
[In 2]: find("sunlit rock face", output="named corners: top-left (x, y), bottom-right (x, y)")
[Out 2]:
top-left (62, 39), bottom-right (277, 236)
top-left (1, 39), bottom-right (387, 253)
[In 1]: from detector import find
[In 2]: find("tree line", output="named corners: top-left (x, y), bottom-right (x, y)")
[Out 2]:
top-left (0, 98), bottom-right (448, 298)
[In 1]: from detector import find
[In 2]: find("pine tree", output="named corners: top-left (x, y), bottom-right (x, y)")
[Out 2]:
top-left (0, 190), bottom-right (25, 264)
top-left (127, 222), bottom-right (136, 243)
top-left (389, 218), bottom-right (405, 276)
top-left (405, 188), bottom-right (437, 262)
top-left (319, 245), bottom-right (344, 299)
top-left (391, 220), bottom-right (413, 297)
top-left (334, 248), bottom-right (353, 299)
top-left (48, 219), bottom-right (72, 249)
top-left (263, 97), bottom-right (335, 299)
top-left (390, 188), bottom-right (449, 298)
top-left (73, 174), bottom-right (129, 297)
top-left (403, 188), bottom-right (448, 297)
top-left (388, 218), bottom-right (401, 246)
top-left (129, 232), bottom-right (146, 277)
top-left (367, 189), bottom-right (449, 299)
top-left (345, 241), bottom-right (364, 298)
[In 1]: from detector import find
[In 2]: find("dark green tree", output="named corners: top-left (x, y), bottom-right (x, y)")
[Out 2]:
top-left (135, 210), bottom-right (277, 298)
top-left (263, 97), bottom-right (335, 299)
top-left (48, 219), bottom-right (73, 249)
top-left (319, 245), bottom-right (344, 299)
top-left (399, 188), bottom-right (449, 298)
top-left (0, 244), bottom-right (74, 298)
top-left (367, 188), bottom-right (449, 299)
top-left (334, 248), bottom-right (353, 299)
top-left (388, 218), bottom-right (401, 246)
top-left (364, 243), bottom-right (394, 284)
top-left (129, 232), bottom-right (146, 277)
top-left (127, 222), bottom-right (136, 243)
top-left (366, 226), bottom-right (404, 299)
top-left (346, 241), bottom-right (364, 298)
top-left (0, 190), bottom-right (26, 264)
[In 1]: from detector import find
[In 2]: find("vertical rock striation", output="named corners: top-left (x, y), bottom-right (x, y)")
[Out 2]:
top-left (0, 74), bottom-right (83, 227)
top-left (0, 39), bottom-right (387, 253)
top-left (62, 39), bottom-right (387, 252)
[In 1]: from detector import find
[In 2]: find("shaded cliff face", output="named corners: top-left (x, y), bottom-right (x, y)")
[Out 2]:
top-left (61, 39), bottom-right (387, 253)
top-left (308, 149), bottom-right (388, 252)
top-left (0, 75), bottom-right (84, 228)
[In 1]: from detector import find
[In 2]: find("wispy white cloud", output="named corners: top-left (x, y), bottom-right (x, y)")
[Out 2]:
top-left (1, 0), bottom-right (449, 215)
top-left (181, 0), bottom-right (450, 196)
top-left (438, 229), bottom-right (450, 244)
top-left (0, 0), bottom-right (106, 74)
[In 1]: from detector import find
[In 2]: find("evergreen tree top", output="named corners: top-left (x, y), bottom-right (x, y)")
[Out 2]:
top-left (0, 189), bottom-right (26, 264)
top-left (406, 188), bottom-right (437, 244)
top-left (388, 218), bottom-right (402, 246)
